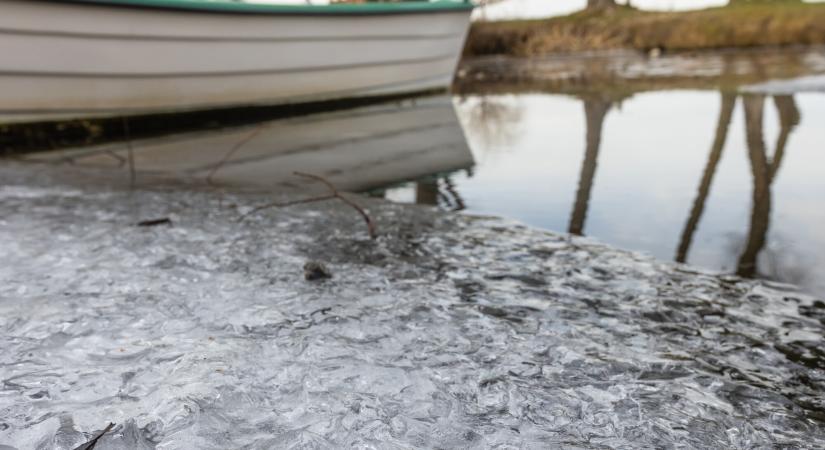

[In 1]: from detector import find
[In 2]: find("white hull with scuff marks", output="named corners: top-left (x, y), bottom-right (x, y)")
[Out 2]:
top-left (0, 0), bottom-right (472, 122)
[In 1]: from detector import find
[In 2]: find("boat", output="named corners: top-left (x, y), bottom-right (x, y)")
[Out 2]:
top-left (20, 95), bottom-right (475, 193)
top-left (0, 0), bottom-right (474, 123)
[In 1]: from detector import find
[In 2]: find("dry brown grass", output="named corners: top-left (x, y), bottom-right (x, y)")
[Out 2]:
top-left (464, 3), bottom-right (825, 57)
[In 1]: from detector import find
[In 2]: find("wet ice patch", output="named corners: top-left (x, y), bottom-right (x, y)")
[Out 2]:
top-left (742, 74), bottom-right (825, 94)
top-left (1, 162), bottom-right (824, 449)
top-left (0, 185), bottom-right (84, 199)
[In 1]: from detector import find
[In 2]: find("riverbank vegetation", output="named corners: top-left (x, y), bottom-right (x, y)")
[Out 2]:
top-left (465, 1), bottom-right (825, 57)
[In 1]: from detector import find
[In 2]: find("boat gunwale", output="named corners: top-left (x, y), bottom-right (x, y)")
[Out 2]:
top-left (38, 0), bottom-right (475, 16)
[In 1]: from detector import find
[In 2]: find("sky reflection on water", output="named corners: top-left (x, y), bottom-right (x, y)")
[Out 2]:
top-left (387, 90), bottom-right (825, 297)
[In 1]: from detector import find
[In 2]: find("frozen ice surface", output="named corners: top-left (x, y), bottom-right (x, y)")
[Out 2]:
top-left (1, 162), bottom-right (824, 449)
top-left (742, 74), bottom-right (825, 94)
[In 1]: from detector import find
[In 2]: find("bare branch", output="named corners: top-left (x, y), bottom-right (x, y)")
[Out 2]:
top-left (238, 194), bottom-right (336, 221)
top-left (73, 422), bottom-right (115, 450)
top-left (240, 172), bottom-right (377, 239)
top-left (206, 125), bottom-right (265, 185)
top-left (294, 171), bottom-right (338, 193)
top-left (335, 192), bottom-right (377, 239)
top-left (121, 117), bottom-right (135, 187)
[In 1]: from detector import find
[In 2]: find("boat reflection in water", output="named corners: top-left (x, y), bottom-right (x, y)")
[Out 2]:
top-left (17, 95), bottom-right (475, 198)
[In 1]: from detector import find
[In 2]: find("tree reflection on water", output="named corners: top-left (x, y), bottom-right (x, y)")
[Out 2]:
top-left (462, 89), bottom-right (809, 289)
top-left (454, 95), bottom-right (523, 153)
top-left (736, 93), bottom-right (800, 279)
top-left (568, 95), bottom-right (612, 236)
top-left (676, 93), bottom-right (737, 263)
top-left (648, 91), bottom-right (802, 282)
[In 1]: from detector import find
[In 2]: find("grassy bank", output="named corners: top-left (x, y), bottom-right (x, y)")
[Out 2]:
top-left (465, 2), bottom-right (825, 57)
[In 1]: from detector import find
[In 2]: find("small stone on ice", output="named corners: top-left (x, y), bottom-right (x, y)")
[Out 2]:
top-left (304, 261), bottom-right (332, 281)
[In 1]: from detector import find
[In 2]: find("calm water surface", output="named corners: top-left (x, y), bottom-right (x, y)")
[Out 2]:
top-left (385, 89), bottom-right (825, 296)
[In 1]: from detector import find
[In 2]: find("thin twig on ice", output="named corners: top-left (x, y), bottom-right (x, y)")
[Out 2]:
top-left (240, 171), bottom-right (377, 239)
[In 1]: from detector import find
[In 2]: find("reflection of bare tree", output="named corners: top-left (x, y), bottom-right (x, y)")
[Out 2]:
top-left (676, 93), bottom-right (736, 262)
top-left (415, 176), bottom-right (466, 211)
top-left (737, 95), bottom-right (771, 277)
top-left (736, 93), bottom-right (798, 278)
top-left (415, 179), bottom-right (439, 205)
top-left (676, 92), bottom-right (800, 276)
top-left (441, 177), bottom-right (467, 211)
top-left (457, 95), bottom-right (523, 153)
top-left (568, 96), bottom-right (611, 236)
top-left (769, 95), bottom-right (800, 179)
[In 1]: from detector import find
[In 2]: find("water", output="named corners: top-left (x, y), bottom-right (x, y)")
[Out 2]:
top-left (397, 50), bottom-right (825, 298)
top-left (386, 90), bottom-right (825, 298)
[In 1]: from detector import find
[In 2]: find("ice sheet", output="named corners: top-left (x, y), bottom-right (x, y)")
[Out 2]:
top-left (1, 163), bottom-right (823, 448)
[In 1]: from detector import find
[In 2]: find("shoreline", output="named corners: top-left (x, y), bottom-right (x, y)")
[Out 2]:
top-left (464, 3), bottom-right (825, 58)
top-left (455, 45), bottom-right (825, 97)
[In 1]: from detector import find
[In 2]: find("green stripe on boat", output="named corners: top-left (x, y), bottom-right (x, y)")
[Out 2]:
top-left (54, 0), bottom-right (475, 15)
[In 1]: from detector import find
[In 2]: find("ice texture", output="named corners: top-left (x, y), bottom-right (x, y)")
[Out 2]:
top-left (743, 74), bottom-right (825, 94)
top-left (1, 162), bottom-right (824, 449)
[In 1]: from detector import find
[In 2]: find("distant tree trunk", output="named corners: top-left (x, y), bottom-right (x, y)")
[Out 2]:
top-left (587, 0), bottom-right (617, 9)
top-left (729, 0), bottom-right (802, 4)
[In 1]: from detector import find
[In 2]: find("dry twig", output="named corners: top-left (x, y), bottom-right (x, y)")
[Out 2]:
top-left (240, 171), bottom-right (377, 239)
top-left (205, 125), bottom-right (264, 185)
top-left (137, 217), bottom-right (173, 227)
top-left (73, 422), bottom-right (115, 450)
top-left (121, 117), bottom-right (135, 187)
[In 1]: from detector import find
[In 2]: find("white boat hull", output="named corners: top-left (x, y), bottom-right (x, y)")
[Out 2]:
top-left (0, 1), bottom-right (471, 119)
